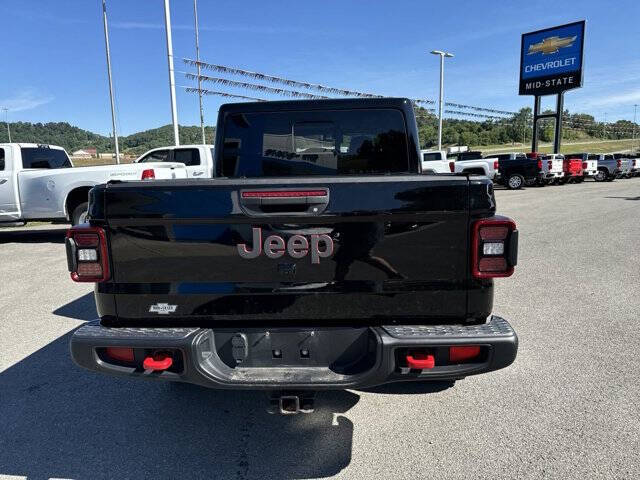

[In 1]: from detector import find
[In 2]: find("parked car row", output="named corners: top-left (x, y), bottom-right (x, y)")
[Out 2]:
top-left (497, 151), bottom-right (640, 189)
top-left (421, 150), bottom-right (639, 190)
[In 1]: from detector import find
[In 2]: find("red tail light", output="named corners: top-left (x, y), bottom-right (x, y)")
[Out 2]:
top-left (617, 159), bottom-right (621, 168)
top-left (493, 160), bottom-right (499, 170)
top-left (449, 161), bottom-right (455, 173)
top-left (471, 216), bottom-right (517, 279)
top-left (66, 226), bottom-right (110, 282)
top-left (105, 347), bottom-right (135, 363)
top-left (449, 346), bottom-right (482, 363)
top-left (547, 160), bottom-right (553, 170)
top-left (141, 168), bottom-right (155, 180)
top-left (582, 162), bottom-right (588, 170)
top-left (537, 159), bottom-right (542, 170)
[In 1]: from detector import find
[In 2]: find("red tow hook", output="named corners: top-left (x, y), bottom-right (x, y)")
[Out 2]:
top-left (406, 352), bottom-right (435, 369)
top-left (143, 353), bottom-right (173, 371)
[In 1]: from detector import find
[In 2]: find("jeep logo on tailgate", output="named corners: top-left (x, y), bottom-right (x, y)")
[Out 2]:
top-left (237, 227), bottom-right (333, 264)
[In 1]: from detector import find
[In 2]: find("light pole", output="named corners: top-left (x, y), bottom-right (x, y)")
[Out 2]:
top-left (193, 0), bottom-right (205, 144)
top-left (102, 0), bottom-right (120, 163)
top-left (2, 107), bottom-right (10, 142)
top-left (633, 104), bottom-right (638, 149)
top-left (164, 0), bottom-right (180, 146)
top-left (430, 50), bottom-right (453, 151)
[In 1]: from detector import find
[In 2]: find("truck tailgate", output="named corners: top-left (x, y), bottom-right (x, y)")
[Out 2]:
top-left (102, 176), bottom-right (472, 323)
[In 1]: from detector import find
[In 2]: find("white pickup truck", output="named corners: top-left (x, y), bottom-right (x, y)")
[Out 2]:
top-left (133, 144), bottom-right (215, 178)
top-left (420, 149), bottom-right (498, 179)
top-left (420, 149), bottom-right (450, 173)
top-left (541, 153), bottom-right (564, 184)
top-left (0, 143), bottom-right (191, 225)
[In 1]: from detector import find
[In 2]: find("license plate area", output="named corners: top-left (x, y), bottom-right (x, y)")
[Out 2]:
top-left (211, 327), bottom-right (377, 374)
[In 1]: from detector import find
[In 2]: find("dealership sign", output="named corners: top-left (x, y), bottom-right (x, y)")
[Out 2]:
top-left (519, 21), bottom-right (585, 96)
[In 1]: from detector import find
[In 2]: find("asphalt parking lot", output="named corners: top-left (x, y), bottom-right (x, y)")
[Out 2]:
top-left (1, 179), bottom-right (639, 480)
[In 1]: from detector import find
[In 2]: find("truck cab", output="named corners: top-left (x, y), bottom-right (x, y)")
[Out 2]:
top-left (448, 148), bottom-right (499, 180)
top-left (0, 143), bottom-right (72, 223)
top-left (419, 150), bottom-right (450, 173)
top-left (135, 144), bottom-right (215, 178)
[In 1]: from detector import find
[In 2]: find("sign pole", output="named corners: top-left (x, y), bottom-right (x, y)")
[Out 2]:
top-left (554, 92), bottom-right (564, 154)
top-left (532, 96), bottom-right (541, 153)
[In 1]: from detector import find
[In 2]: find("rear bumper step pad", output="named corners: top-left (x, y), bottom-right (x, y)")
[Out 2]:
top-left (70, 315), bottom-right (517, 389)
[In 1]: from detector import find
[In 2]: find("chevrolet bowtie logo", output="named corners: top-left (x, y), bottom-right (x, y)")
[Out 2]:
top-left (527, 35), bottom-right (577, 55)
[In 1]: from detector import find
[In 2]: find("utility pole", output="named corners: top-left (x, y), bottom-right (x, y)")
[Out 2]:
top-left (101, 0), bottom-right (120, 164)
top-left (164, 0), bottom-right (180, 146)
top-left (633, 104), bottom-right (638, 149)
top-left (430, 50), bottom-right (454, 151)
top-left (193, 0), bottom-right (205, 144)
top-left (2, 107), bottom-right (10, 142)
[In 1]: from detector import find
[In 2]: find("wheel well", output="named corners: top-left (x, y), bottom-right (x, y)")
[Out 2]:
top-left (598, 166), bottom-right (609, 173)
top-left (463, 168), bottom-right (486, 175)
top-left (65, 187), bottom-right (92, 219)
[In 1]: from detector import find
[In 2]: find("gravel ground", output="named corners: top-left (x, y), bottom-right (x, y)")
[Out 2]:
top-left (0, 178), bottom-right (639, 479)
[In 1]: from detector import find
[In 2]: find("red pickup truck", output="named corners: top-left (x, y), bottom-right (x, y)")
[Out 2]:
top-left (560, 156), bottom-right (584, 183)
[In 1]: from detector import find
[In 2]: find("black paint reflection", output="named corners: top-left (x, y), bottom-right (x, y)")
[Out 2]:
top-left (333, 222), bottom-right (405, 281)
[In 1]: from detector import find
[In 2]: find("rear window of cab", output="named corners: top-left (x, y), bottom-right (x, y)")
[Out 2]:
top-left (219, 109), bottom-right (409, 177)
top-left (21, 147), bottom-right (72, 169)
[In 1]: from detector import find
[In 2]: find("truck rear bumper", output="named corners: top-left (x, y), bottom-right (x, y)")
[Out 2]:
top-left (70, 316), bottom-right (518, 390)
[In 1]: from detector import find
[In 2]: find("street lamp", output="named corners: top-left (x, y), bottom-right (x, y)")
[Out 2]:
top-left (430, 50), bottom-right (454, 151)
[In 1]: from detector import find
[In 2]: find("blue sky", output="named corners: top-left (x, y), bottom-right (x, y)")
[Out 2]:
top-left (1, 0), bottom-right (639, 135)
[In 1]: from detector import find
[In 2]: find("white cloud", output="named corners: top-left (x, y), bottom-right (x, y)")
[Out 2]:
top-left (0, 89), bottom-right (54, 112)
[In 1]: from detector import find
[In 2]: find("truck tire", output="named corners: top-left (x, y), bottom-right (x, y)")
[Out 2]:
top-left (506, 174), bottom-right (524, 190)
top-left (71, 202), bottom-right (89, 226)
top-left (594, 170), bottom-right (606, 182)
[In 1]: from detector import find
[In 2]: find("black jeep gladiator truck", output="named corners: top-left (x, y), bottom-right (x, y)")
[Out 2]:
top-left (66, 98), bottom-right (518, 413)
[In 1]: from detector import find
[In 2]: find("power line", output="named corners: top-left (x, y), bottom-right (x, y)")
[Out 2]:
top-left (444, 103), bottom-right (517, 116)
top-left (184, 72), bottom-right (330, 99)
top-left (182, 86), bottom-right (267, 102)
top-left (183, 58), bottom-right (436, 106)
